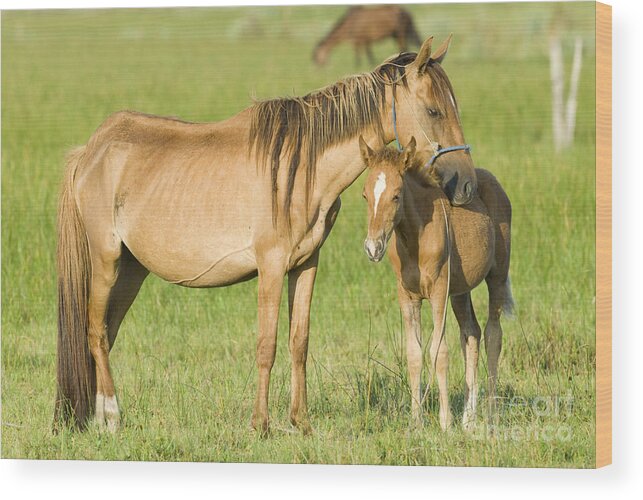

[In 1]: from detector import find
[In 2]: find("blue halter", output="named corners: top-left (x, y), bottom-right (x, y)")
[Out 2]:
top-left (392, 95), bottom-right (471, 168)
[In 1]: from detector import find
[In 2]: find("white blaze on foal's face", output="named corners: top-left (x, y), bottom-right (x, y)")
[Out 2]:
top-left (373, 172), bottom-right (387, 217)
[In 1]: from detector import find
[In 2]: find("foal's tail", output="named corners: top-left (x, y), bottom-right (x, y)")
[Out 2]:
top-left (53, 146), bottom-right (96, 431)
top-left (501, 275), bottom-right (516, 319)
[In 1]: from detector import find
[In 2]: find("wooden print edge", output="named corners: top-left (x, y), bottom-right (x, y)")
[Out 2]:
top-left (595, 0), bottom-right (612, 469)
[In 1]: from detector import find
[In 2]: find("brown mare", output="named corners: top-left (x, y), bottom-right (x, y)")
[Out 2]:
top-left (313, 5), bottom-right (422, 67)
top-left (54, 36), bottom-right (477, 435)
top-left (359, 137), bottom-right (512, 431)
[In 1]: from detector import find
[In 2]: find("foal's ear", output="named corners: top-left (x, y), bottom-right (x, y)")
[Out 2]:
top-left (401, 137), bottom-right (417, 171)
top-left (414, 36), bottom-right (434, 73)
top-left (430, 34), bottom-right (453, 65)
top-left (359, 135), bottom-right (374, 166)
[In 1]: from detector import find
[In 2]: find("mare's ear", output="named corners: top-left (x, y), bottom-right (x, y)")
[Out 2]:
top-left (430, 34), bottom-right (452, 65)
top-left (401, 137), bottom-right (417, 171)
top-left (359, 135), bottom-right (374, 166)
top-left (413, 36), bottom-right (434, 73)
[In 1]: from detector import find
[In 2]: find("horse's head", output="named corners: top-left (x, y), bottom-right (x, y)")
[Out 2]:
top-left (359, 136), bottom-right (417, 263)
top-left (389, 35), bottom-right (476, 206)
top-left (313, 44), bottom-right (330, 66)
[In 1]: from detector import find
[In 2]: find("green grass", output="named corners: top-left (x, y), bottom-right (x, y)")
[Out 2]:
top-left (2, 3), bottom-right (596, 466)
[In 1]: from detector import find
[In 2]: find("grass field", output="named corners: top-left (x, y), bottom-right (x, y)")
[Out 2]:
top-left (1, 3), bottom-right (597, 466)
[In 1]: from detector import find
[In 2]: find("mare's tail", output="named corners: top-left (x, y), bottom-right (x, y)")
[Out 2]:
top-left (53, 146), bottom-right (96, 431)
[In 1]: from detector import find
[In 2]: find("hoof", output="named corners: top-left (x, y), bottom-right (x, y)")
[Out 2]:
top-left (462, 417), bottom-right (477, 433)
top-left (251, 414), bottom-right (270, 438)
top-left (289, 412), bottom-right (313, 436)
top-left (294, 420), bottom-right (314, 436)
top-left (95, 394), bottom-right (120, 432)
top-left (439, 410), bottom-right (453, 431)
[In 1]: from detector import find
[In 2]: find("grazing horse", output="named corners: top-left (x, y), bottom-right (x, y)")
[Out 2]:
top-left (54, 36), bottom-right (477, 435)
top-left (313, 5), bottom-right (422, 67)
top-left (359, 137), bottom-right (512, 431)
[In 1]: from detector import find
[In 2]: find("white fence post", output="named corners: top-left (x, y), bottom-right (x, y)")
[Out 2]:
top-left (549, 34), bottom-right (583, 151)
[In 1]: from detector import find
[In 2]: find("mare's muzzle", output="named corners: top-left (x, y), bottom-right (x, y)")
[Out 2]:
top-left (428, 144), bottom-right (475, 206)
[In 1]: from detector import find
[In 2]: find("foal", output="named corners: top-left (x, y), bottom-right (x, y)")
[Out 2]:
top-left (359, 137), bottom-right (513, 430)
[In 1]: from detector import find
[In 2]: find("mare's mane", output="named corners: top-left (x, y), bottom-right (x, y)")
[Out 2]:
top-left (248, 52), bottom-right (452, 221)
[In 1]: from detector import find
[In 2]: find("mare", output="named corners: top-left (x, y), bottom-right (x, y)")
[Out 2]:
top-left (55, 36), bottom-right (476, 435)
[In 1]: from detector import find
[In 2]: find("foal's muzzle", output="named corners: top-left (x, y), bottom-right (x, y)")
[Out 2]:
top-left (364, 237), bottom-right (386, 262)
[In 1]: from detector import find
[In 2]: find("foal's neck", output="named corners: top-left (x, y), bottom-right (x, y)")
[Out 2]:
top-left (397, 171), bottom-right (444, 238)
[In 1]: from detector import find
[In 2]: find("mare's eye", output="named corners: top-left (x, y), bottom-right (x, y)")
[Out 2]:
top-left (427, 108), bottom-right (440, 118)
top-left (392, 194), bottom-right (400, 202)
top-left (362, 192), bottom-right (367, 200)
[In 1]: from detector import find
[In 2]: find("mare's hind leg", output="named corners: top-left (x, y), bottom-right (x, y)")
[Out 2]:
top-left (451, 293), bottom-right (482, 432)
top-left (87, 245), bottom-right (122, 432)
top-left (90, 245), bottom-right (148, 432)
top-left (287, 249), bottom-right (319, 435)
top-left (484, 279), bottom-right (506, 425)
top-left (106, 246), bottom-right (149, 348)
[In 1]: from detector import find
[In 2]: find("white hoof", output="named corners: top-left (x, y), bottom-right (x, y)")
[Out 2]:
top-left (95, 393), bottom-right (120, 432)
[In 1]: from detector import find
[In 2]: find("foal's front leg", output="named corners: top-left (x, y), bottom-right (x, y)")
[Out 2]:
top-left (252, 259), bottom-right (286, 436)
top-left (287, 250), bottom-right (319, 435)
top-left (397, 283), bottom-right (423, 424)
top-left (429, 288), bottom-right (452, 430)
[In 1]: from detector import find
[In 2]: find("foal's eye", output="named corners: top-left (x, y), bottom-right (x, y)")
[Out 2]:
top-left (392, 194), bottom-right (400, 202)
top-left (362, 192), bottom-right (367, 200)
top-left (427, 108), bottom-right (440, 118)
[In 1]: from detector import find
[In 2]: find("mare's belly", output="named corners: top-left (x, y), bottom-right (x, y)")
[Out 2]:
top-left (125, 234), bottom-right (258, 288)
top-left (116, 203), bottom-right (259, 288)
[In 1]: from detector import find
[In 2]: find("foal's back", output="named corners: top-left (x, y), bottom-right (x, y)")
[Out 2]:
top-left (450, 168), bottom-right (512, 294)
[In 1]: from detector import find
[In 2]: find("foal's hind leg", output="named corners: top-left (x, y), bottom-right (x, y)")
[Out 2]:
top-left (451, 293), bottom-right (482, 432)
top-left (484, 279), bottom-right (506, 425)
top-left (287, 250), bottom-right (319, 435)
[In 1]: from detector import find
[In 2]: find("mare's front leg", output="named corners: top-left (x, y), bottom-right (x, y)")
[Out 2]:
top-left (252, 253), bottom-right (287, 436)
top-left (397, 283), bottom-right (423, 425)
top-left (287, 197), bottom-right (341, 434)
top-left (287, 249), bottom-right (319, 435)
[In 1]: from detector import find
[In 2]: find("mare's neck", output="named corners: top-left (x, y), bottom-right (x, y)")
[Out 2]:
top-left (314, 135), bottom-right (379, 206)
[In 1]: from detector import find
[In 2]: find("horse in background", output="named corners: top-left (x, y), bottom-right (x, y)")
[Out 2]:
top-left (313, 5), bottom-right (422, 67)
top-left (54, 36), bottom-right (476, 436)
top-left (359, 137), bottom-right (513, 431)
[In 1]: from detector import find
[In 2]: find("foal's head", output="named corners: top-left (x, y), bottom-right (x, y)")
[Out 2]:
top-left (360, 136), bottom-right (426, 262)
